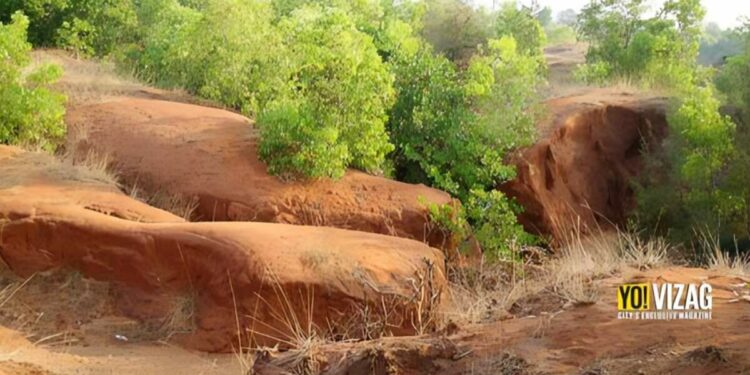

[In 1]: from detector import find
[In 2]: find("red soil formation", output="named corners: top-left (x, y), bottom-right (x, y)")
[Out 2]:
top-left (503, 90), bottom-right (668, 241)
top-left (256, 267), bottom-right (750, 374)
top-left (64, 98), bottom-right (453, 246)
top-left (0, 146), bottom-right (446, 352)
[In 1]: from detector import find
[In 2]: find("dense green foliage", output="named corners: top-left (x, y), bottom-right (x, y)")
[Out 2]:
top-left (716, 23), bottom-right (750, 124)
top-left (494, 2), bottom-right (546, 58)
top-left (0, 0), bottom-right (138, 56)
top-left (131, 0), bottom-right (283, 113)
top-left (575, 0), bottom-right (704, 89)
top-left (420, 0), bottom-right (493, 62)
top-left (389, 36), bottom-right (544, 258)
top-left (572, 1), bottom-right (750, 247)
top-left (633, 15), bottom-right (750, 246)
top-left (637, 87), bottom-right (740, 241)
top-left (259, 5), bottom-right (395, 178)
top-left (0, 13), bottom-right (66, 150)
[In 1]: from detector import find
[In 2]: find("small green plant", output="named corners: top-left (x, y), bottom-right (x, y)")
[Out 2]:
top-left (424, 198), bottom-right (469, 254)
top-left (465, 189), bottom-right (538, 261)
top-left (0, 12), bottom-right (66, 151)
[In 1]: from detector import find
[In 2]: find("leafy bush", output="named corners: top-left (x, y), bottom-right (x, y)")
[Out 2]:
top-left (0, 12), bottom-right (66, 150)
top-left (575, 0), bottom-right (704, 89)
top-left (256, 5), bottom-right (394, 178)
top-left (389, 36), bottom-right (543, 258)
top-left (637, 86), bottom-right (740, 241)
top-left (420, 0), bottom-right (494, 62)
top-left (131, 0), bottom-right (284, 114)
top-left (465, 189), bottom-right (537, 260)
top-left (494, 1), bottom-right (546, 58)
top-left (0, 0), bottom-right (138, 57)
top-left (257, 98), bottom-right (348, 179)
top-left (716, 23), bottom-right (750, 124)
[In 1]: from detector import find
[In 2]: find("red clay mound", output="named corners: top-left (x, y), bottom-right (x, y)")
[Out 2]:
top-left (65, 98), bottom-right (452, 245)
top-left (0, 146), bottom-right (182, 224)
top-left (502, 90), bottom-right (667, 241)
top-left (0, 146), bottom-right (446, 352)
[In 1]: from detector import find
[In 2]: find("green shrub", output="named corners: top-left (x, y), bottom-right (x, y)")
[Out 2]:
top-left (494, 1), bottom-right (546, 59)
top-left (257, 5), bottom-right (395, 178)
top-left (420, 0), bottom-right (494, 62)
top-left (387, 45), bottom-right (473, 193)
top-left (258, 98), bottom-right (348, 179)
top-left (389, 36), bottom-right (543, 257)
top-left (423, 198), bottom-right (469, 254)
top-left (575, 0), bottom-right (704, 89)
top-left (637, 86), bottom-right (740, 241)
top-left (465, 189), bottom-right (537, 260)
top-left (0, 12), bottom-right (66, 151)
top-left (0, 0), bottom-right (138, 57)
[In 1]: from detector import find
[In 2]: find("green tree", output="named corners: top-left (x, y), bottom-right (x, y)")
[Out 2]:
top-left (0, 12), bottom-right (66, 150)
top-left (494, 1), bottom-right (547, 58)
top-left (575, 0), bottom-right (705, 89)
top-left (258, 5), bottom-right (395, 178)
top-left (388, 37), bottom-right (543, 258)
top-left (638, 87), bottom-right (740, 241)
top-left (421, 0), bottom-right (494, 62)
top-left (0, 0), bottom-right (138, 57)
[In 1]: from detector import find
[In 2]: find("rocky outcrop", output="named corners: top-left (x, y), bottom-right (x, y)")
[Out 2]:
top-left (502, 91), bottom-right (668, 242)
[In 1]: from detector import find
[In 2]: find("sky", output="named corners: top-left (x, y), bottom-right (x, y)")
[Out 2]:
top-left (475, 0), bottom-right (750, 29)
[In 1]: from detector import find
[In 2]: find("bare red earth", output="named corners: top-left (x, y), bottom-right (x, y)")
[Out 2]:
top-left (0, 146), bottom-right (446, 352)
top-left (255, 267), bottom-right (750, 375)
top-left (65, 98), bottom-right (453, 246)
top-left (502, 90), bottom-right (668, 241)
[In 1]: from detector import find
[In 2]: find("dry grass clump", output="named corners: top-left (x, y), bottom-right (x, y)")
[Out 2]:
top-left (237, 261), bottom-right (445, 374)
top-left (445, 228), bottom-right (672, 321)
top-left (465, 351), bottom-right (533, 375)
top-left (699, 231), bottom-right (750, 277)
top-left (0, 143), bottom-right (119, 190)
top-left (57, 124), bottom-right (120, 187)
top-left (0, 268), bottom-right (117, 347)
top-left (60, 148), bottom-right (119, 187)
top-left (444, 258), bottom-right (545, 324)
top-left (126, 183), bottom-right (199, 221)
top-left (548, 229), bottom-right (670, 305)
top-left (157, 294), bottom-right (197, 341)
top-left (32, 50), bottom-right (147, 106)
top-left (620, 232), bottom-right (670, 271)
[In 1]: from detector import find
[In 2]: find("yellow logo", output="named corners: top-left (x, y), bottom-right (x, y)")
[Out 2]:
top-left (617, 283), bottom-right (650, 311)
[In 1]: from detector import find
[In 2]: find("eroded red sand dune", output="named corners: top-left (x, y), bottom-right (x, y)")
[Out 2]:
top-left (502, 90), bottom-right (668, 241)
top-left (65, 98), bottom-right (453, 246)
top-left (0, 146), bottom-right (446, 352)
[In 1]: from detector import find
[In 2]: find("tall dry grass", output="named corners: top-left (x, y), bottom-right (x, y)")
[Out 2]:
top-left (698, 230), bottom-right (750, 277)
top-left (445, 227), bottom-right (672, 323)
